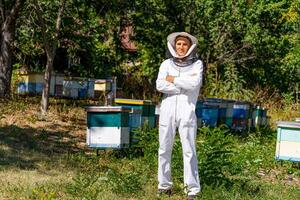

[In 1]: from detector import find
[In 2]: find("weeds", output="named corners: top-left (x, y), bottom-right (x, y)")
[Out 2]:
top-left (66, 172), bottom-right (103, 200)
top-left (29, 184), bottom-right (57, 200)
top-left (107, 169), bottom-right (144, 196)
top-left (197, 126), bottom-right (235, 187)
top-left (1, 98), bottom-right (300, 199)
top-left (130, 127), bottom-right (159, 166)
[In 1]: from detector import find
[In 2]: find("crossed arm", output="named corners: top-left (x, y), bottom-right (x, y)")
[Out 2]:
top-left (156, 69), bottom-right (180, 94)
top-left (156, 61), bottom-right (203, 94)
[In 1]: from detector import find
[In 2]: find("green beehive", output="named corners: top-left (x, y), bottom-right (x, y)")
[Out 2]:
top-left (86, 106), bottom-right (130, 149)
top-left (115, 98), bottom-right (156, 128)
top-left (252, 106), bottom-right (263, 127)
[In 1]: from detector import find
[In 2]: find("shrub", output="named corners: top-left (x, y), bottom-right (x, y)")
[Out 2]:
top-left (197, 126), bottom-right (235, 187)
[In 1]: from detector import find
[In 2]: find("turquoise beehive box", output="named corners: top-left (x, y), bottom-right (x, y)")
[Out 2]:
top-left (86, 106), bottom-right (130, 149)
top-left (128, 108), bottom-right (143, 145)
top-left (224, 99), bottom-right (235, 127)
top-left (275, 121), bottom-right (300, 162)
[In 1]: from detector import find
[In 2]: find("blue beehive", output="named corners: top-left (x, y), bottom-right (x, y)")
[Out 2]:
top-left (232, 101), bottom-right (251, 130)
top-left (196, 100), bottom-right (203, 127)
top-left (224, 99), bottom-right (235, 127)
top-left (202, 105), bottom-right (219, 127)
top-left (201, 98), bottom-right (219, 127)
top-left (36, 83), bottom-right (44, 94)
top-left (203, 98), bottom-right (235, 127)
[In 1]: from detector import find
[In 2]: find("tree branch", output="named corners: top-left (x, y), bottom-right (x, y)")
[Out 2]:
top-left (53, 0), bottom-right (66, 54)
top-left (217, 43), bottom-right (251, 65)
top-left (33, 0), bottom-right (51, 56)
top-left (2, 0), bottom-right (24, 31)
top-left (0, 0), bottom-right (5, 24)
top-left (234, 56), bottom-right (256, 64)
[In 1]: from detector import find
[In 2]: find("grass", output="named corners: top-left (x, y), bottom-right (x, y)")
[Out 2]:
top-left (0, 97), bottom-right (299, 199)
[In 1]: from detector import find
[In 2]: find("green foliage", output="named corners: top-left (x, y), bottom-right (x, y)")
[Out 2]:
top-left (132, 125), bottom-right (237, 187)
top-left (230, 127), bottom-right (277, 178)
top-left (29, 184), bottom-right (57, 200)
top-left (106, 169), bottom-right (144, 196)
top-left (15, 0), bottom-right (120, 78)
top-left (197, 126), bottom-right (235, 187)
top-left (131, 0), bottom-right (300, 98)
top-left (130, 127), bottom-right (159, 167)
top-left (282, 92), bottom-right (295, 106)
top-left (171, 137), bottom-right (184, 182)
top-left (66, 172), bottom-right (102, 200)
top-left (1, 99), bottom-right (300, 199)
top-left (12, 0), bottom-right (300, 98)
top-left (204, 63), bottom-right (254, 100)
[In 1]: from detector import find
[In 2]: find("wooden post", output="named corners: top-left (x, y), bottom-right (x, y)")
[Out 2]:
top-left (105, 77), bottom-right (117, 106)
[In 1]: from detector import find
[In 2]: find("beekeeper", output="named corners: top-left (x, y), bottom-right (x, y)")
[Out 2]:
top-left (156, 32), bottom-right (203, 200)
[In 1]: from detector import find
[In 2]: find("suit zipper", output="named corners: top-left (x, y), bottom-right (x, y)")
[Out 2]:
top-left (175, 68), bottom-right (181, 124)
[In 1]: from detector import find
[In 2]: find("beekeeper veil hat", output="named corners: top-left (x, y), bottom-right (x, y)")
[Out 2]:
top-left (166, 32), bottom-right (198, 67)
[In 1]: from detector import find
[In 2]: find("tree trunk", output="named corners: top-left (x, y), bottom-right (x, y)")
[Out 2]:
top-left (0, 29), bottom-right (13, 98)
top-left (40, 57), bottom-right (54, 115)
top-left (34, 0), bottom-right (66, 115)
top-left (0, 0), bottom-right (24, 98)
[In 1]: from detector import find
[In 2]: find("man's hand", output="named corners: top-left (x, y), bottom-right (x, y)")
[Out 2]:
top-left (166, 75), bottom-right (175, 83)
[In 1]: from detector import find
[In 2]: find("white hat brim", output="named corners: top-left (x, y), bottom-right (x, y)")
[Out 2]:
top-left (167, 32), bottom-right (198, 46)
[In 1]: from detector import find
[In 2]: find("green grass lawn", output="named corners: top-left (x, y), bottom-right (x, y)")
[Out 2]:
top-left (0, 98), bottom-right (299, 199)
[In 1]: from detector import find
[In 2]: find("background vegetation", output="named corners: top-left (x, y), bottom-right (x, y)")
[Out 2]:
top-left (1, 0), bottom-right (300, 199)
top-left (5, 0), bottom-right (298, 102)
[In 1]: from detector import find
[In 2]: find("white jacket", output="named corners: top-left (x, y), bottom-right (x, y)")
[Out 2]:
top-left (156, 58), bottom-right (203, 125)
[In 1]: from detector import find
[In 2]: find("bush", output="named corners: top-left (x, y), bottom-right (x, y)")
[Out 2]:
top-left (197, 126), bottom-right (236, 187)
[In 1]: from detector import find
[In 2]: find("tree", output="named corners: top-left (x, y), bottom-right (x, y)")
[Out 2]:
top-left (130, 0), bottom-right (299, 100)
top-left (33, 0), bottom-right (66, 115)
top-left (0, 0), bottom-right (25, 98)
top-left (11, 0), bottom-right (299, 101)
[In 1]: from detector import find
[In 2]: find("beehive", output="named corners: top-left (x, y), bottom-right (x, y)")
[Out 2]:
top-left (275, 121), bottom-right (300, 162)
top-left (86, 106), bottom-right (130, 149)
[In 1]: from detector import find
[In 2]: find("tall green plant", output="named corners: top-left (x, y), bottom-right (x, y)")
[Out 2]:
top-left (204, 63), bottom-right (254, 100)
top-left (197, 127), bottom-right (235, 187)
top-left (131, 127), bottom-right (159, 167)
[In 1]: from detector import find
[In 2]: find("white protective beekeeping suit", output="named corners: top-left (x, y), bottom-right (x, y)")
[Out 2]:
top-left (156, 32), bottom-right (203, 196)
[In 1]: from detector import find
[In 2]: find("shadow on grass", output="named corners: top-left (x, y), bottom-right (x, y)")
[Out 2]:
top-left (0, 124), bottom-right (85, 169)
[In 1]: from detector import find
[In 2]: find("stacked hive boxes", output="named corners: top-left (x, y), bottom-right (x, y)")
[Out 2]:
top-left (195, 98), bottom-right (269, 130)
top-left (252, 106), bottom-right (268, 127)
top-left (85, 98), bottom-right (272, 150)
top-left (115, 98), bottom-right (156, 146)
top-left (63, 78), bottom-right (94, 99)
top-left (201, 99), bottom-right (219, 127)
top-left (17, 71), bottom-right (111, 99)
top-left (85, 99), bottom-right (156, 149)
top-left (17, 72), bottom-right (64, 96)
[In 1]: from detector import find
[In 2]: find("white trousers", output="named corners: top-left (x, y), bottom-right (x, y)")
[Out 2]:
top-left (158, 117), bottom-right (201, 195)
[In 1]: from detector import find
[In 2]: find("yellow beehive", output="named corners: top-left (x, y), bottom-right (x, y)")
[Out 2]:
top-left (94, 79), bottom-right (112, 92)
